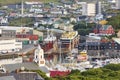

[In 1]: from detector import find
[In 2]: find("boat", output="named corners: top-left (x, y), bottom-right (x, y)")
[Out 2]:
top-left (42, 28), bottom-right (57, 51)
top-left (77, 50), bottom-right (88, 62)
top-left (87, 33), bottom-right (101, 40)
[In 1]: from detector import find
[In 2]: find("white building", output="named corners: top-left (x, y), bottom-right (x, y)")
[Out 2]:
top-left (80, 2), bottom-right (87, 15)
top-left (50, 10), bottom-right (62, 14)
top-left (64, 4), bottom-right (71, 8)
top-left (87, 3), bottom-right (96, 16)
top-left (0, 17), bottom-right (8, 24)
top-left (108, 0), bottom-right (120, 9)
top-left (108, 0), bottom-right (116, 3)
top-left (116, 0), bottom-right (120, 9)
top-left (0, 57), bottom-right (22, 66)
top-left (0, 38), bottom-right (22, 53)
top-left (34, 45), bottom-right (45, 67)
top-left (0, 26), bottom-right (33, 36)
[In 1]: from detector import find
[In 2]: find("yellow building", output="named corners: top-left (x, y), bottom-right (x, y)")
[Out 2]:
top-left (60, 31), bottom-right (80, 53)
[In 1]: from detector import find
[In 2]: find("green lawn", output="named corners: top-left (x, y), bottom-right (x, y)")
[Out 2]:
top-left (0, 0), bottom-right (59, 5)
top-left (0, 0), bottom-right (21, 5)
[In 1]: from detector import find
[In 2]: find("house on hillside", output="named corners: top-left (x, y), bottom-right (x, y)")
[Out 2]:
top-left (93, 25), bottom-right (115, 35)
top-left (99, 25), bottom-right (115, 35)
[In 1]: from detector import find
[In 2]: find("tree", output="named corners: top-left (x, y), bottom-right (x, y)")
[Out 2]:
top-left (104, 64), bottom-right (120, 71)
top-left (107, 15), bottom-right (120, 29)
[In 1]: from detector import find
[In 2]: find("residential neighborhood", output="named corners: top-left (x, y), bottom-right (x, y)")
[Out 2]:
top-left (0, 0), bottom-right (120, 80)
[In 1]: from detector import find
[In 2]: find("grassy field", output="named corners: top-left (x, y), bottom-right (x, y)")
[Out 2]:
top-left (0, 0), bottom-right (59, 5)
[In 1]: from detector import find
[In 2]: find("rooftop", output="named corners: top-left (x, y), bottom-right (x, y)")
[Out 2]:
top-left (3, 62), bottom-right (40, 73)
top-left (61, 31), bottom-right (78, 40)
top-left (0, 76), bottom-right (16, 80)
top-left (0, 37), bottom-right (16, 40)
top-left (0, 72), bottom-right (44, 80)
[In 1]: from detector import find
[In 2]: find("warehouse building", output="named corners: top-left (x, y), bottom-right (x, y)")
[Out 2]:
top-left (0, 38), bottom-right (22, 53)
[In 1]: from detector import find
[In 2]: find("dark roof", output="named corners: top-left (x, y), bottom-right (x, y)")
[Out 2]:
top-left (3, 62), bottom-right (40, 73)
top-left (40, 66), bottom-right (49, 73)
top-left (0, 76), bottom-right (16, 80)
top-left (93, 24), bottom-right (102, 30)
top-left (79, 42), bottom-right (100, 46)
top-left (0, 72), bottom-right (44, 80)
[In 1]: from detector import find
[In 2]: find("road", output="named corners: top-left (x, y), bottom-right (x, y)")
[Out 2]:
top-left (16, 44), bottom-right (37, 55)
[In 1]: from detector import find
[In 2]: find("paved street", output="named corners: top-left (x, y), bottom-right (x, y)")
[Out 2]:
top-left (15, 44), bottom-right (36, 55)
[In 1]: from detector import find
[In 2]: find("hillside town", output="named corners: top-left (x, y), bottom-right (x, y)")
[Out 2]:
top-left (0, 0), bottom-right (120, 80)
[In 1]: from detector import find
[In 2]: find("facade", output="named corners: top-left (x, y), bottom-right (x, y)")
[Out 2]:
top-left (50, 9), bottom-right (62, 14)
top-left (60, 31), bottom-right (79, 53)
top-left (0, 29), bottom-right (16, 38)
top-left (116, 0), bottom-right (120, 9)
top-left (80, 2), bottom-right (101, 16)
top-left (0, 26), bottom-right (33, 33)
top-left (0, 26), bottom-right (43, 45)
top-left (0, 38), bottom-right (22, 53)
top-left (99, 25), bottom-right (115, 35)
top-left (87, 3), bottom-right (96, 16)
top-left (96, 1), bottom-right (102, 15)
top-left (34, 45), bottom-right (45, 67)
top-left (109, 0), bottom-right (120, 9)
top-left (93, 25), bottom-right (115, 35)
top-left (0, 26), bottom-right (33, 39)
top-left (81, 2), bottom-right (87, 15)
top-left (0, 57), bottom-right (22, 66)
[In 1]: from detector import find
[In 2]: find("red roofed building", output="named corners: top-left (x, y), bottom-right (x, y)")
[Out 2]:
top-left (50, 70), bottom-right (70, 77)
top-left (99, 25), bottom-right (115, 35)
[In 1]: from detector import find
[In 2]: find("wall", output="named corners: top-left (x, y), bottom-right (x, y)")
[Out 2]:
top-left (87, 3), bottom-right (96, 16)
top-left (0, 39), bottom-right (22, 52)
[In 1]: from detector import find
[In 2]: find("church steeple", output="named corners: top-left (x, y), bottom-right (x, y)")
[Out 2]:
top-left (38, 44), bottom-right (41, 50)
top-left (34, 44), bottom-right (45, 66)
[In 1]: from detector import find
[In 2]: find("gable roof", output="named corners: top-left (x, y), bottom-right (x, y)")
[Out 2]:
top-left (0, 72), bottom-right (44, 80)
top-left (3, 62), bottom-right (40, 73)
top-left (40, 66), bottom-right (49, 73)
top-left (101, 25), bottom-right (112, 30)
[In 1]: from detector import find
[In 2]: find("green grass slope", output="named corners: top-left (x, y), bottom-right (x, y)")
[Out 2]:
top-left (0, 0), bottom-right (59, 5)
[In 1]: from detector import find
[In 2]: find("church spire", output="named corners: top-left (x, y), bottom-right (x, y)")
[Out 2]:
top-left (38, 44), bottom-right (41, 50)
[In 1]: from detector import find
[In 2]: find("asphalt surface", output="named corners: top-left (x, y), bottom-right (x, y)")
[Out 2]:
top-left (15, 44), bottom-right (36, 55)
